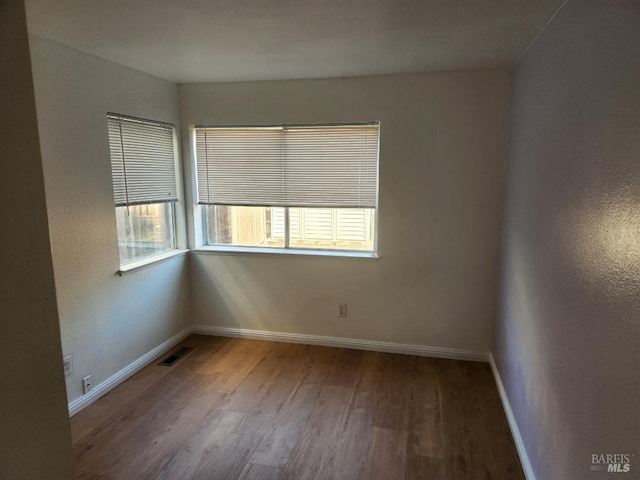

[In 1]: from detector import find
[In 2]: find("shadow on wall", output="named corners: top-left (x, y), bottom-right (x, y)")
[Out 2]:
top-left (191, 254), bottom-right (276, 330)
top-left (188, 253), bottom-right (396, 340)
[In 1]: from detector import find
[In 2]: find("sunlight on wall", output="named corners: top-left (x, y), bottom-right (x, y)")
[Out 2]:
top-left (571, 198), bottom-right (640, 289)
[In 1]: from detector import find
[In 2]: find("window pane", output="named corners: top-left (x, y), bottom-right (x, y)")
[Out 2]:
top-left (289, 207), bottom-right (375, 251)
top-left (115, 203), bottom-right (175, 264)
top-left (205, 205), bottom-right (285, 248)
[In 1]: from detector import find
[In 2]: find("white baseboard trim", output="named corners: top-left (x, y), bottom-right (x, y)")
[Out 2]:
top-left (192, 325), bottom-right (490, 363)
top-left (489, 354), bottom-right (536, 480)
top-left (68, 327), bottom-right (192, 417)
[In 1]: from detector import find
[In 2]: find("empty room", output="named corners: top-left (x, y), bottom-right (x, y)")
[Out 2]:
top-left (1, 0), bottom-right (638, 479)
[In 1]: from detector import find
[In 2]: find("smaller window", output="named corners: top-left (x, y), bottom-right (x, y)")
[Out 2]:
top-left (114, 203), bottom-right (175, 264)
top-left (107, 113), bottom-right (179, 266)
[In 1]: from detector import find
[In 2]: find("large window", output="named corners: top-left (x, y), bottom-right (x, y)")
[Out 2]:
top-left (107, 113), bottom-right (179, 266)
top-left (194, 123), bottom-right (379, 254)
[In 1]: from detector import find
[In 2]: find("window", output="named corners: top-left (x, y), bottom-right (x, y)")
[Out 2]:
top-left (107, 113), bottom-right (179, 266)
top-left (194, 123), bottom-right (379, 254)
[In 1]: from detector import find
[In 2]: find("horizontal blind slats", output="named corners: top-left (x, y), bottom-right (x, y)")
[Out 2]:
top-left (108, 115), bottom-right (178, 206)
top-left (285, 125), bottom-right (378, 208)
top-left (195, 124), bottom-right (378, 208)
top-left (195, 128), bottom-right (283, 206)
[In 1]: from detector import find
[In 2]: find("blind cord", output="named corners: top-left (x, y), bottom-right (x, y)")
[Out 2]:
top-left (117, 120), bottom-right (130, 215)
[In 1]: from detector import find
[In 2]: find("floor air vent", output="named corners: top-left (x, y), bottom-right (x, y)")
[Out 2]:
top-left (158, 346), bottom-right (195, 367)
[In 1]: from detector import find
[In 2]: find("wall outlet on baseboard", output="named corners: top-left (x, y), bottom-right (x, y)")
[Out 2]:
top-left (82, 374), bottom-right (93, 394)
top-left (63, 354), bottom-right (73, 377)
top-left (337, 303), bottom-right (348, 318)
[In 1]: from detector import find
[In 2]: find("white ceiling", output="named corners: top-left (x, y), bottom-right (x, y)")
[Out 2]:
top-left (25, 0), bottom-right (563, 83)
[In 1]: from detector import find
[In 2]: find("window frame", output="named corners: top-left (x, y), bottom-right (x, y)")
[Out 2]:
top-left (107, 113), bottom-right (188, 273)
top-left (115, 202), bottom-right (178, 267)
top-left (190, 123), bottom-right (380, 258)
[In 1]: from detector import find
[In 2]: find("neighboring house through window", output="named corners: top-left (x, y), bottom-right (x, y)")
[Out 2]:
top-left (193, 123), bottom-right (379, 254)
top-left (107, 113), bottom-right (179, 266)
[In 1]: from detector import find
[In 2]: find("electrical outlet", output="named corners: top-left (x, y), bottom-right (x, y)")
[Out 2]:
top-left (337, 303), bottom-right (348, 317)
top-left (82, 374), bottom-right (93, 394)
top-left (63, 354), bottom-right (73, 377)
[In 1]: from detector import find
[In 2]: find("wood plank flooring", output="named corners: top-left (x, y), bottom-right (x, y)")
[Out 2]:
top-left (71, 335), bottom-right (524, 480)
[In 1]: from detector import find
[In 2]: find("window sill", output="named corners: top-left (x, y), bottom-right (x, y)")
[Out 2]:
top-left (192, 246), bottom-right (380, 261)
top-left (117, 249), bottom-right (189, 276)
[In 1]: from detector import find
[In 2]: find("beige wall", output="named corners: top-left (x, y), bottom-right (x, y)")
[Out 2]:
top-left (0, 1), bottom-right (74, 478)
top-left (180, 71), bottom-right (510, 352)
top-left (494, 1), bottom-right (640, 478)
top-left (29, 36), bottom-right (191, 404)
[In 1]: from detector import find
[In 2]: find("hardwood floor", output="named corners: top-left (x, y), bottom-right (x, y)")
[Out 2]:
top-left (71, 335), bottom-right (524, 479)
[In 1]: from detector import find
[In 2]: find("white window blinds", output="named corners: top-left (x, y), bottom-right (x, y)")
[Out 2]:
top-left (195, 127), bottom-right (283, 207)
top-left (108, 113), bottom-right (178, 206)
top-left (195, 123), bottom-right (379, 208)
